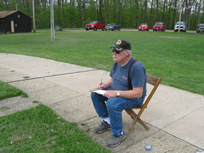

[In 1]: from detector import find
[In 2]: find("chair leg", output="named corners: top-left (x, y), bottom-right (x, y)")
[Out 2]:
top-left (128, 109), bottom-right (149, 130)
top-left (125, 109), bottom-right (149, 136)
top-left (128, 116), bottom-right (139, 136)
top-left (129, 110), bottom-right (149, 130)
top-left (137, 117), bottom-right (149, 130)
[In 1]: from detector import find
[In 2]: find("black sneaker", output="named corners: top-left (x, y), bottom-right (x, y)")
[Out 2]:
top-left (94, 121), bottom-right (111, 134)
top-left (107, 134), bottom-right (126, 148)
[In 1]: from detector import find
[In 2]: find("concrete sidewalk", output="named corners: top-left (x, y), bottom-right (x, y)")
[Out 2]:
top-left (0, 53), bottom-right (203, 153)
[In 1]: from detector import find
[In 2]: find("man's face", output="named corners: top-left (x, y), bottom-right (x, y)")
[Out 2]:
top-left (112, 49), bottom-right (129, 63)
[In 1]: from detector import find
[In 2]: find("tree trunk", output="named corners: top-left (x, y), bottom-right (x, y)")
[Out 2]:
top-left (197, 0), bottom-right (202, 24)
top-left (187, 8), bottom-right (191, 30)
top-left (57, 0), bottom-right (61, 24)
top-left (135, 0), bottom-right (139, 28)
top-left (171, 0), bottom-right (177, 29)
top-left (82, 0), bottom-right (85, 27)
top-left (62, 0), bottom-right (67, 27)
top-left (149, 0), bottom-right (154, 29)
top-left (167, 4), bottom-right (171, 29)
top-left (162, 0), bottom-right (166, 22)
top-left (104, 0), bottom-right (109, 24)
top-left (113, 0), bottom-right (116, 23)
top-left (72, 0), bottom-right (75, 27)
top-left (164, 3), bottom-right (168, 25)
top-left (156, 0), bottom-right (159, 21)
top-left (99, 0), bottom-right (103, 23)
top-left (4, 0), bottom-right (9, 10)
top-left (118, 0), bottom-right (122, 23)
top-left (185, 0), bottom-right (188, 24)
top-left (144, 0), bottom-right (147, 23)
top-left (193, 2), bottom-right (198, 30)
top-left (43, 0), bottom-right (47, 11)
top-left (187, 0), bottom-right (195, 30)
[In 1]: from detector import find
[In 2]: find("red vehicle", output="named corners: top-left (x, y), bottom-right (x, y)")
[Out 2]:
top-left (85, 21), bottom-right (106, 31)
top-left (138, 23), bottom-right (149, 31)
top-left (153, 22), bottom-right (166, 31)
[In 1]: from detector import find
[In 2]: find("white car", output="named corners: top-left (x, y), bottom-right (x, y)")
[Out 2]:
top-left (174, 21), bottom-right (187, 32)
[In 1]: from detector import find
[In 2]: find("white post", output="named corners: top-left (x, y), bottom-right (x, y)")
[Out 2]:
top-left (50, 0), bottom-right (55, 41)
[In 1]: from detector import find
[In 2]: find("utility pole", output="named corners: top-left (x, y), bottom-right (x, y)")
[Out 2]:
top-left (172, 0), bottom-right (190, 32)
top-left (50, 0), bottom-right (55, 41)
top-left (32, 0), bottom-right (36, 32)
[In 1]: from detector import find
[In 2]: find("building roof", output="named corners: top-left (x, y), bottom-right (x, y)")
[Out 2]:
top-left (0, 10), bottom-right (18, 18)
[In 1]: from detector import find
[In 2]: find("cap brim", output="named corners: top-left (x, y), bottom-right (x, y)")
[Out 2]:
top-left (110, 45), bottom-right (123, 51)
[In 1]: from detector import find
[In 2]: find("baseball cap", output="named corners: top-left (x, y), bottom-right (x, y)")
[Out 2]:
top-left (110, 39), bottom-right (131, 51)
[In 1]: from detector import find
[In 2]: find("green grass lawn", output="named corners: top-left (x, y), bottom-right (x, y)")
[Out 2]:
top-left (0, 29), bottom-right (203, 95)
top-left (0, 81), bottom-right (27, 100)
top-left (0, 104), bottom-right (111, 153)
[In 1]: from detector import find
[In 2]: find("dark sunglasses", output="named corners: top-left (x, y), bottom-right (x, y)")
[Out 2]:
top-left (112, 49), bottom-right (121, 54)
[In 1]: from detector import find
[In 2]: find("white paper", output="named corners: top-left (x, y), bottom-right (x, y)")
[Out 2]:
top-left (94, 90), bottom-right (107, 95)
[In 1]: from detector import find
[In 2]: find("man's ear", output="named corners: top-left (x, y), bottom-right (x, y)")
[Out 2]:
top-left (126, 50), bottom-right (130, 56)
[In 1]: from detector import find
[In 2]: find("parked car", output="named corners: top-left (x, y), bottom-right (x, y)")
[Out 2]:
top-left (196, 23), bottom-right (204, 34)
top-left (153, 22), bottom-right (166, 31)
top-left (85, 21), bottom-right (106, 31)
top-left (138, 23), bottom-right (149, 31)
top-left (105, 23), bottom-right (121, 31)
top-left (174, 21), bottom-right (187, 32)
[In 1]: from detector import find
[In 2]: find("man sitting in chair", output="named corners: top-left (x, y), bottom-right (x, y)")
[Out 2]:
top-left (90, 39), bottom-right (147, 148)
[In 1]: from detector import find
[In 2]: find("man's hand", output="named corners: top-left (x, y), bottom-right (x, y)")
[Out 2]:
top-left (103, 90), bottom-right (117, 98)
top-left (98, 78), bottom-right (113, 90)
top-left (98, 82), bottom-right (107, 90)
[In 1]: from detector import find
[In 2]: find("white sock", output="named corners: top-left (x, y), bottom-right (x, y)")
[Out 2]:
top-left (103, 117), bottom-right (110, 125)
top-left (121, 131), bottom-right (124, 135)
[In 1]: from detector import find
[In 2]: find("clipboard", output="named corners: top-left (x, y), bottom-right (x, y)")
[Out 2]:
top-left (89, 88), bottom-right (107, 95)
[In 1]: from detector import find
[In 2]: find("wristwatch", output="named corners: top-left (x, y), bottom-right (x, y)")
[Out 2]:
top-left (117, 91), bottom-right (120, 97)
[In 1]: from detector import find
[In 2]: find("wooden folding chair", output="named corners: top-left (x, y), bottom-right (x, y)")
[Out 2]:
top-left (125, 73), bottom-right (162, 136)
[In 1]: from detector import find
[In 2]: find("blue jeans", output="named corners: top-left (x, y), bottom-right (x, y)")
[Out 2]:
top-left (91, 89), bottom-right (144, 136)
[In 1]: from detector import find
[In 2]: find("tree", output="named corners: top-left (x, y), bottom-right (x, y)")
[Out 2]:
top-left (156, 0), bottom-right (159, 21)
top-left (1, 0), bottom-right (204, 30)
top-left (57, 0), bottom-right (61, 24)
top-left (104, 0), bottom-right (109, 24)
top-left (161, 0), bottom-right (166, 22)
top-left (99, 0), bottom-right (103, 23)
top-left (118, 0), bottom-right (122, 23)
top-left (135, 0), bottom-right (139, 28)
top-left (171, 0), bottom-right (177, 29)
top-left (144, 0), bottom-right (147, 23)
top-left (82, 0), bottom-right (85, 27)
top-left (197, 0), bottom-right (202, 24)
top-left (193, 2), bottom-right (198, 30)
top-left (149, 0), bottom-right (154, 28)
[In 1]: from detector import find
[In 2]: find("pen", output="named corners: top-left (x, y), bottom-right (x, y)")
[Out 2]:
top-left (100, 79), bottom-right (102, 90)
